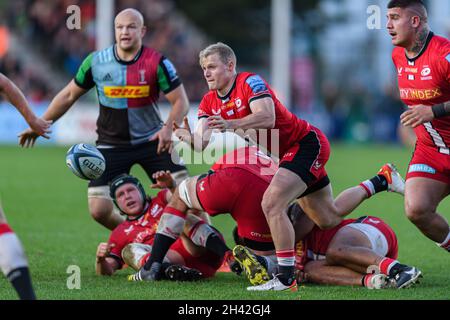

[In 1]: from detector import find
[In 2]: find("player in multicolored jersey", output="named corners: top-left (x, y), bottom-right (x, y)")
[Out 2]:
top-left (164, 43), bottom-right (407, 291)
top-left (18, 8), bottom-right (190, 230)
top-left (0, 73), bottom-right (51, 300)
top-left (387, 0), bottom-right (450, 252)
top-left (95, 173), bottom-right (225, 280)
top-left (287, 204), bottom-right (421, 289)
top-left (128, 144), bottom-right (407, 288)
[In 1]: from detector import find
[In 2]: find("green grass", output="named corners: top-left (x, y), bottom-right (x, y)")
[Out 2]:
top-left (0, 144), bottom-right (448, 300)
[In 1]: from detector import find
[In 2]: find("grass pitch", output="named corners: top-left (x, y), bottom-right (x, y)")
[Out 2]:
top-left (0, 144), bottom-right (449, 300)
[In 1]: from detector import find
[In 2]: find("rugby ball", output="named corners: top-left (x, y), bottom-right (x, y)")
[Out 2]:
top-left (66, 144), bottom-right (106, 180)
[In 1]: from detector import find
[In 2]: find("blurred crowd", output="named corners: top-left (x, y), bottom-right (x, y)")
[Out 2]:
top-left (0, 0), bottom-right (208, 103)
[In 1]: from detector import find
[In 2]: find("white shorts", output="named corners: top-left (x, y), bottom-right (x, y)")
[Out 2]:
top-left (346, 223), bottom-right (389, 257)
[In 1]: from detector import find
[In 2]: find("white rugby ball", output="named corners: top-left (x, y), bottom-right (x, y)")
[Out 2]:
top-left (66, 144), bottom-right (106, 180)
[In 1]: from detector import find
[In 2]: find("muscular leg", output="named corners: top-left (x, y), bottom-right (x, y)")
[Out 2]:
top-left (325, 226), bottom-right (384, 274)
top-left (0, 203), bottom-right (36, 300)
top-left (405, 178), bottom-right (450, 244)
top-left (88, 196), bottom-right (124, 230)
top-left (261, 168), bottom-right (309, 284)
top-left (303, 260), bottom-right (363, 286)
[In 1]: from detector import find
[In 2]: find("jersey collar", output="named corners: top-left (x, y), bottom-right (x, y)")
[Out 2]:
top-left (113, 45), bottom-right (144, 65)
top-left (405, 31), bottom-right (434, 63)
top-left (216, 74), bottom-right (238, 102)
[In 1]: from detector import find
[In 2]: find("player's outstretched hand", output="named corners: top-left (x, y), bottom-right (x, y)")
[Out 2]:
top-left (173, 117), bottom-right (192, 144)
top-left (29, 117), bottom-right (52, 138)
top-left (151, 170), bottom-right (175, 190)
top-left (18, 128), bottom-right (39, 148)
top-left (400, 105), bottom-right (434, 128)
top-left (150, 124), bottom-right (173, 155)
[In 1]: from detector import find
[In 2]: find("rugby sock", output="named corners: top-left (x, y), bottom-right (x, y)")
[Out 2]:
top-left (379, 257), bottom-right (407, 277)
top-left (360, 175), bottom-right (388, 198)
top-left (189, 221), bottom-right (230, 257)
top-left (437, 230), bottom-right (450, 252)
top-left (143, 233), bottom-right (175, 270)
top-left (276, 250), bottom-right (296, 285)
top-left (143, 207), bottom-right (186, 270)
top-left (7, 267), bottom-right (36, 300)
top-left (0, 224), bottom-right (36, 300)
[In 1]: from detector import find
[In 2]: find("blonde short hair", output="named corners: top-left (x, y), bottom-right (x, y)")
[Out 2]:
top-left (199, 42), bottom-right (237, 67)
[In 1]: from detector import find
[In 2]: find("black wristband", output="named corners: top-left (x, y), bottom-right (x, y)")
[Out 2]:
top-left (432, 104), bottom-right (447, 118)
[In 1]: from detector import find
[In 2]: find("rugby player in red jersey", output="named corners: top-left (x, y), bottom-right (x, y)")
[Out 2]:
top-left (288, 204), bottom-right (421, 289)
top-left (387, 0), bottom-right (450, 252)
top-left (153, 43), bottom-right (406, 291)
top-left (95, 172), bottom-right (225, 280)
top-left (128, 145), bottom-right (406, 289)
top-left (0, 73), bottom-right (51, 300)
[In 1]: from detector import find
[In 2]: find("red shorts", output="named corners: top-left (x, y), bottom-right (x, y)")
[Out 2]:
top-left (279, 126), bottom-right (331, 197)
top-left (142, 238), bottom-right (223, 278)
top-left (196, 167), bottom-right (274, 250)
top-left (407, 144), bottom-right (450, 184)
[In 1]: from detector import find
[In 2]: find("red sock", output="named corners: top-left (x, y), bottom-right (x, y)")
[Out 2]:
top-left (379, 257), bottom-right (398, 276)
top-left (0, 224), bottom-right (13, 235)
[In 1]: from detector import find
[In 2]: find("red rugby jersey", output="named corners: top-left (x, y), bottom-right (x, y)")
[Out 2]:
top-left (210, 146), bottom-right (277, 183)
top-left (198, 72), bottom-right (311, 156)
top-left (108, 190), bottom-right (168, 265)
top-left (392, 32), bottom-right (450, 153)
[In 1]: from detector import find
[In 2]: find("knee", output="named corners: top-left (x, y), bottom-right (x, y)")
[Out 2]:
top-left (405, 199), bottom-right (433, 224)
top-left (88, 201), bottom-right (113, 223)
top-left (316, 216), bottom-right (339, 230)
top-left (325, 246), bottom-right (345, 265)
top-left (261, 194), bottom-right (283, 218)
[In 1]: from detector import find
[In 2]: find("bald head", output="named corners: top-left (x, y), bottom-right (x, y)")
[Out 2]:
top-left (114, 8), bottom-right (146, 55)
top-left (115, 8), bottom-right (144, 27)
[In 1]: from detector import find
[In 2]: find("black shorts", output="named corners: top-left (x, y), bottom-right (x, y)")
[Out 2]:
top-left (89, 141), bottom-right (187, 187)
top-left (279, 127), bottom-right (331, 198)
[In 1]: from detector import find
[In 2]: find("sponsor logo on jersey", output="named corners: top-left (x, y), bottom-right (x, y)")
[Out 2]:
top-left (102, 73), bottom-right (113, 82)
top-left (421, 67), bottom-right (431, 77)
top-left (124, 225), bottom-right (134, 235)
top-left (211, 108), bottom-right (221, 116)
top-left (104, 85), bottom-right (150, 98)
top-left (408, 164), bottom-right (436, 174)
top-left (405, 67), bottom-right (418, 73)
top-left (250, 231), bottom-right (272, 239)
top-left (226, 110), bottom-right (234, 116)
top-left (246, 75), bottom-right (268, 94)
top-left (138, 70), bottom-right (146, 84)
top-left (235, 98), bottom-right (242, 108)
top-left (162, 58), bottom-right (179, 82)
top-left (150, 204), bottom-right (162, 217)
top-left (397, 67), bottom-right (403, 75)
top-left (408, 75), bottom-right (415, 81)
top-left (313, 161), bottom-right (322, 170)
top-left (399, 88), bottom-right (442, 100)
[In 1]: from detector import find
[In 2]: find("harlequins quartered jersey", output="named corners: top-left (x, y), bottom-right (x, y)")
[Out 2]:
top-left (75, 45), bottom-right (181, 146)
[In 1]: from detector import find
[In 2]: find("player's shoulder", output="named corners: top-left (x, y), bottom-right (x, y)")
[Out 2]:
top-left (239, 72), bottom-right (270, 95)
top-left (88, 45), bottom-right (116, 65)
top-left (141, 46), bottom-right (163, 60)
top-left (429, 34), bottom-right (450, 59)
